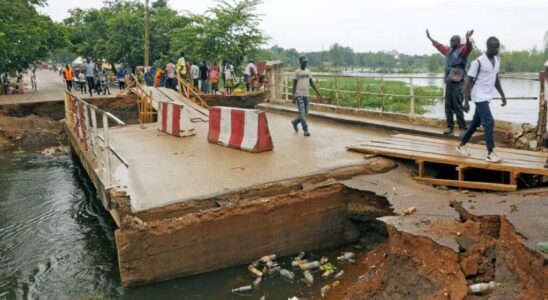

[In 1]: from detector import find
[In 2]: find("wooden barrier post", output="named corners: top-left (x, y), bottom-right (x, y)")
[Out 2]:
top-left (409, 77), bottom-right (415, 115)
top-left (380, 76), bottom-right (385, 112)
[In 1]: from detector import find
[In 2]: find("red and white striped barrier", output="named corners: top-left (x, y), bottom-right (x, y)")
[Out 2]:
top-left (208, 107), bottom-right (273, 153)
top-left (157, 101), bottom-right (196, 137)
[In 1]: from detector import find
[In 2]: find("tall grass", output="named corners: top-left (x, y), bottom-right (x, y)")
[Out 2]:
top-left (288, 76), bottom-right (443, 114)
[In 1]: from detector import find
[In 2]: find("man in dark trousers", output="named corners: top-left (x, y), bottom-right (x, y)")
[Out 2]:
top-left (427, 29), bottom-right (474, 135)
top-left (456, 37), bottom-right (507, 163)
top-left (291, 55), bottom-right (321, 137)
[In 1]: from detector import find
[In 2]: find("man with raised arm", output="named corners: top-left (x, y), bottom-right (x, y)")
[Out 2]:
top-left (456, 37), bottom-right (507, 163)
top-left (427, 29), bottom-right (474, 135)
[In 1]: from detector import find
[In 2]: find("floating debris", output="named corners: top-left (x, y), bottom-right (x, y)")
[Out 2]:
top-left (299, 261), bottom-right (320, 270)
top-left (321, 269), bottom-right (334, 279)
top-left (260, 254), bottom-right (277, 263)
top-left (231, 285), bottom-right (253, 293)
top-left (291, 259), bottom-right (308, 267)
top-left (321, 285), bottom-right (331, 298)
top-left (248, 264), bottom-right (263, 277)
top-left (302, 270), bottom-right (314, 286)
top-left (280, 269), bottom-right (295, 280)
top-left (333, 270), bottom-right (345, 279)
top-left (337, 252), bottom-right (355, 262)
top-left (253, 276), bottom-right (262, 288)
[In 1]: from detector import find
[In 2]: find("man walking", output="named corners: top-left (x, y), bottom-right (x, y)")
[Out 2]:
top-left (427, 29), bottom-right (474, 135)
top-left (165, 60), bottom-right (176, 90)
top-left (63, 65), bottom-right (73, 92)
top-left (291, 55), bottom-right (321, 137)
top-left (83, 58), bottom-right (95, 97)
top-left (456, 37), bottom-right (507, 163)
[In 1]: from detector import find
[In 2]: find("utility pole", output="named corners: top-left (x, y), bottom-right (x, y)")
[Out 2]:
top-left (144, 0), bottom-right (150, 68)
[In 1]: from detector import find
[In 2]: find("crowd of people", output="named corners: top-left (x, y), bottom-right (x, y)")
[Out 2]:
top-left (136, 52), bottom-right (264, 95)
top-left (61, 58), bottom-right (112, 96)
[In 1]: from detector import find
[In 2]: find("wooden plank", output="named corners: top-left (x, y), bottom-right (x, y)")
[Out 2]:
top-left (347, 145), bottom-right (548, 176)
top-left (414, 177), bottom-right (517, 192)
top-left (368, 138), bottom-right (545, 164)
top-left (393, 134), bottom-right (548, 158)
top-left (350, 143), bottom-right (545, 171)
top-left (358, 139), bottom-right (546, 167)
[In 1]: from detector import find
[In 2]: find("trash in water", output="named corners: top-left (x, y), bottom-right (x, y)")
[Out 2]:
top-left (337, 252), bottom-right (355, 262)
top-left (232, 285), bottom-right (253, 293)
top-left (321, 269), bottom-right (334, 279)
top-left (319, 263), bottom-right (337, 272)
top-left (321, 284), bottom-right (331, 298)
top-left (299, 261), bottom-right (320, 270)
top-left (288, 297), bottom-right (299, 300)
top-left (248, 264), bottom-right (263, 277)
top-left (333, 270), bottom-right (345, 279)
top-left (332, 280), bottom-right (340, 287)
top-left (291, 259), bottom-right (308, 267)
top-left (469, 281), bottom-right (496, 294)
top-left (302, 270), bottom-right (314, 286)
top-left (260, 254), bottom-right (277, 263)
top-left (403, 206), bottom-right (417, 216)
top-left (280, 269), bottom-right (295, 280)
top-left (320, 256), bottom-right (329, 265)
top-left (253, 276), bottom-right (262, 288)
top-left (297, 251), bottom-right (306, 259)
top-left (267, 265), bottom-right (281, 275)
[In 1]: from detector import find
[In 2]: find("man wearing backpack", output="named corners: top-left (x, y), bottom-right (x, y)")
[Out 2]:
top-left (456, 37), bottom-right (507, 163)
top-left (427, 29), bottom-right (474, 135)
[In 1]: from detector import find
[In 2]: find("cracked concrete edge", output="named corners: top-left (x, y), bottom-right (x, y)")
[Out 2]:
top-left (343, 163), bottom-right (548, 258)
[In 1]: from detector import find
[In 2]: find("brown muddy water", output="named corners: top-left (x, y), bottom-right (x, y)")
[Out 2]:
top-left (0, 152), bottom-right (381, 300)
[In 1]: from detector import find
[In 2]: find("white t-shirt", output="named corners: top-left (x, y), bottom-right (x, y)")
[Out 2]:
top-left (225, 65), bottom-right (234, 80)
top-left (467, 53), bottom-right (500, 103)
top-left (294, 68), bottom-right (312, 97)
top-left (190, 65), bottom-right (200, 79)
top-left (244, 63), bottom-right (257, 76)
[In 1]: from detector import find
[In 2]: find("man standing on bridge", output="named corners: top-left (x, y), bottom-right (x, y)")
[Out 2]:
top-left (427, 29), bottom-right (474, 135)
top-left (291, 55), bottom-right (321, 137)
top-left (456, 37), bottom-right (506, 163)
top-left (83, 58), bottom-right (96, 97)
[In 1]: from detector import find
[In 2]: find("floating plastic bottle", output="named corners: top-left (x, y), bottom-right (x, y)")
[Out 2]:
top-left (333, 270), bottom-right (345, 279)
top-left (253, 277), bottom-right (262, 288)
top-left (469, 281), bottom-right (496, 294)
top-left (291, 259), bottom-right (308, 267)
top-left (260, 254), bottom-right (277, 263)
top-left (299, 261), bottom-right (320, 270)
top-left (321, 269), bottom-right (334, 279)
top-left (232, 285), bottom-right (253, 293)
top-left (280, 269), bottom-right (295, 280)
top-left (337, 252), bottom-right (355, 261)
top-left (321, 285), bottom-right (331, 298)
top-left (248, 264), bottom-right (263, 277)
top-left (303, 270), bottom-right (314, 286)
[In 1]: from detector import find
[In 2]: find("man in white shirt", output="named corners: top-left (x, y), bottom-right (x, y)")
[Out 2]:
top-left (190, 62), bottom-right (200, 90)
top-left (291, 55), bottom-right (321, 137)
top-left (456, 37), bottom-right (507, 163)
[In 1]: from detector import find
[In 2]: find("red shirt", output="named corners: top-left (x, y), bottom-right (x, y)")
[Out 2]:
top-left (432, 40), bottom-right (472, 58)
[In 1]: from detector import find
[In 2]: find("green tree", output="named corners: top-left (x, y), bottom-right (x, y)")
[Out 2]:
top-left (0, 0), bottom-right (66, 71)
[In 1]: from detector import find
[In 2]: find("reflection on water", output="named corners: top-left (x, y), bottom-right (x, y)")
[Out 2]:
top-left (343, 72), bottom-right (541, 123)
top-left (0, 153), bottom-right (364, 300)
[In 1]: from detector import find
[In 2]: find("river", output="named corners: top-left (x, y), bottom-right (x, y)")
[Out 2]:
top-left (0, 152), bottom-right (364, 300)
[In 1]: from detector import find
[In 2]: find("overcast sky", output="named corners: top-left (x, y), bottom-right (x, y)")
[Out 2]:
top-left (39, 0), bottom-right (548, 55)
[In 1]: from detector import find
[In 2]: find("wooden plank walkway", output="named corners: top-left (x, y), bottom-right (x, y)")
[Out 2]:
top-left (348, 134), bottom-right (548, 192)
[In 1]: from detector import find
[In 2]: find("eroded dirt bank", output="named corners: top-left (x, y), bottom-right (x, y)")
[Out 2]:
top-left (0, 96), bottom-right (138, 151)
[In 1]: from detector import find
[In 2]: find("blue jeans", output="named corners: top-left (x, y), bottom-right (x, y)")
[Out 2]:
top-left (460, 101), bottom-right (495, 152)
top-left (292, 96), bottom-right (309, 131)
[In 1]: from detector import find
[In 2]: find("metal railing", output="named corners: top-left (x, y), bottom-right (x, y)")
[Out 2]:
top-left (274, 72), bottom-right (539, 115)
top-left (64, 91), bottom-right (129, 186)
